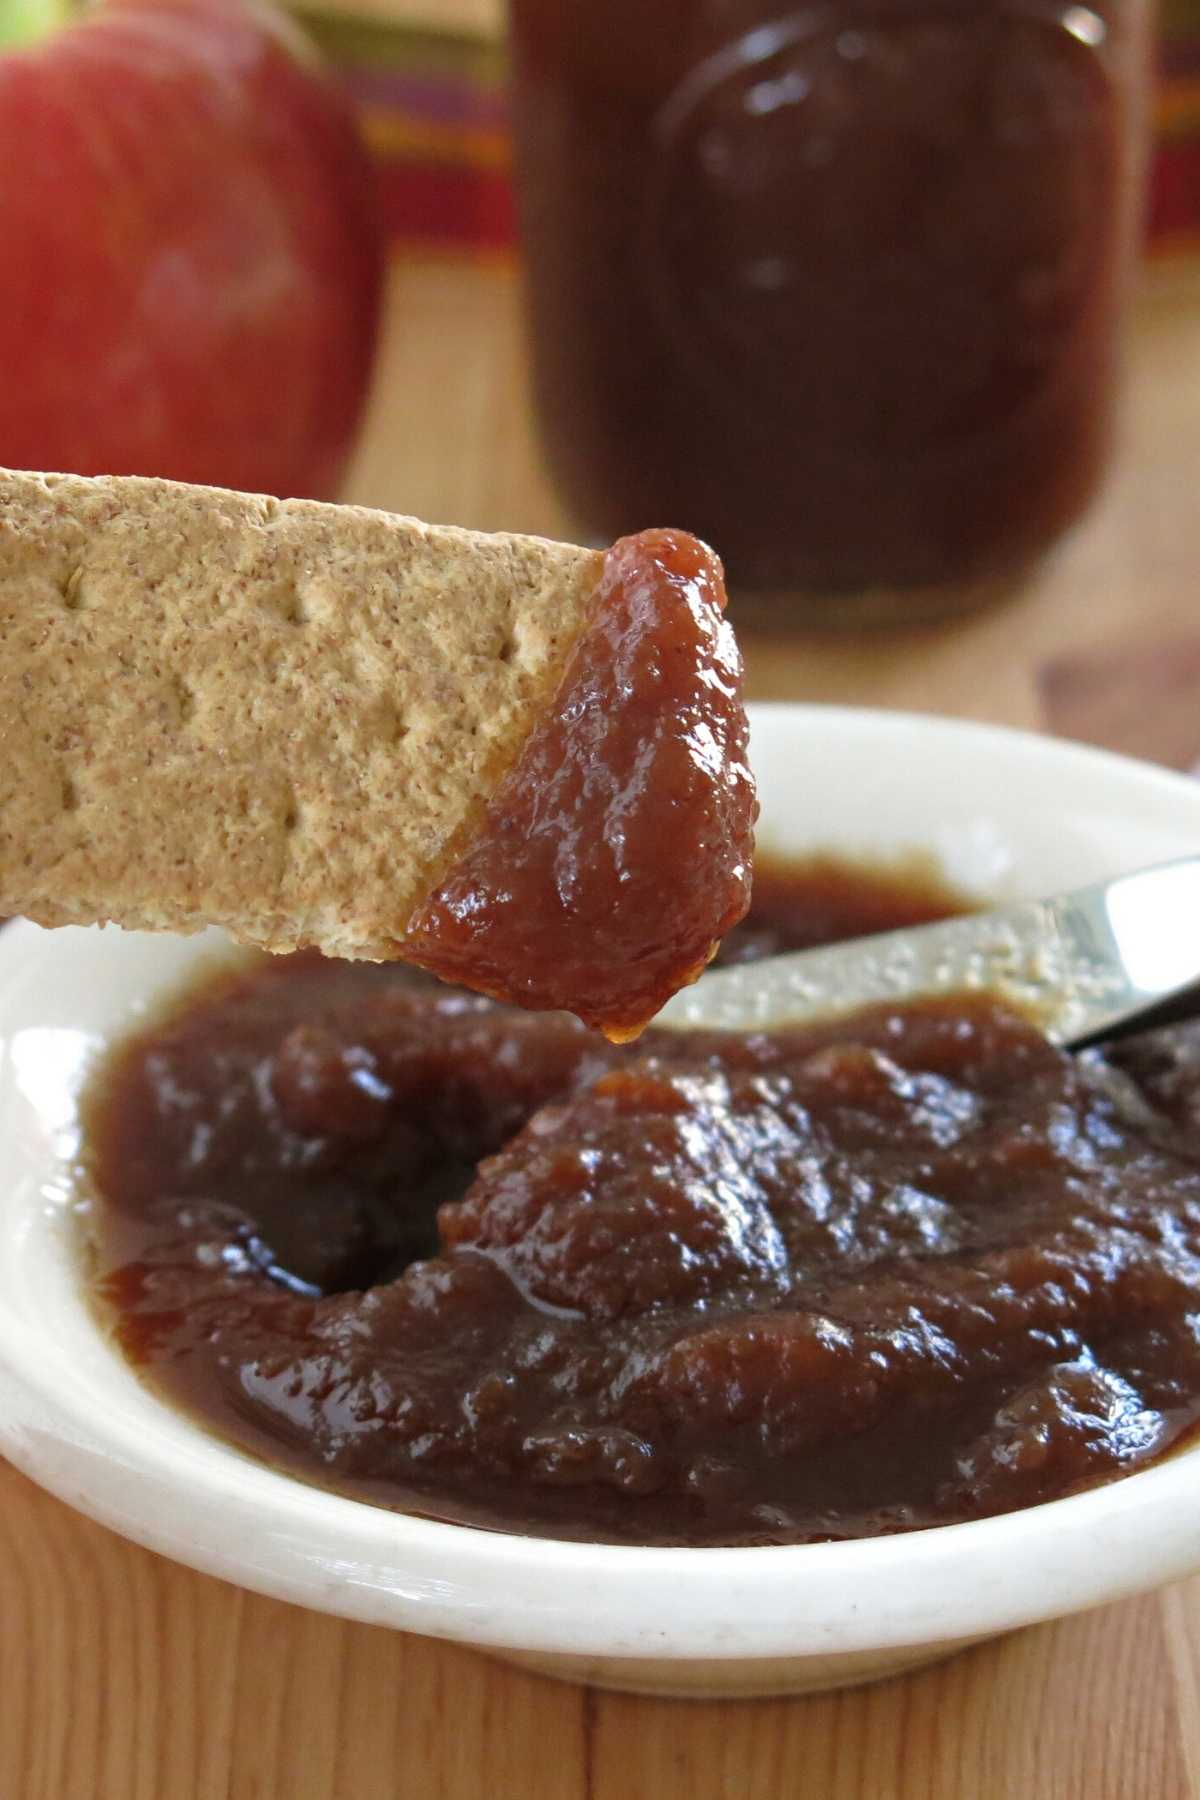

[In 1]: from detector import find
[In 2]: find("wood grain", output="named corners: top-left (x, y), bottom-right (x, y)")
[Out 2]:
top-left (5, 122), bottom-right (1200, 1800)
top-left (3, 1444), bottom-right (1199, 1799)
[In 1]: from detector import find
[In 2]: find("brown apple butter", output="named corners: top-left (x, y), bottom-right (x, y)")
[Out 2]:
top-left (87, 859), bottom-right (1200, 1545)
top-left (405, 529), bottom-right (755, 1040)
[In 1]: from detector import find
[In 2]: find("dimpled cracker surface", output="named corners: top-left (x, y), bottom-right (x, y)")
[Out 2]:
top-left (0, 470), bottom-right (602, 957)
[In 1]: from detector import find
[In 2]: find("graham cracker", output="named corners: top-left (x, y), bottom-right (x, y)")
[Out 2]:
top-left (0, 469), bottom-right (602, 957)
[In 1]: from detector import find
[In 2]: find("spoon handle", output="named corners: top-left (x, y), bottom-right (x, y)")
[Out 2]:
top-left (655, 856), bottom-right (1200, 1048)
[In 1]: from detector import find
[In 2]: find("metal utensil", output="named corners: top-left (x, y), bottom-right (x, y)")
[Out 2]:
top-left (655, 855), bottom-right (1200, 1048)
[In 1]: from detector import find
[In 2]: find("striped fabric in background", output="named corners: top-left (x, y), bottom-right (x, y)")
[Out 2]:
top-left (298, 11), bottom-right (512, 253)
top-left (1157, 0), bottom-right (1200, 253)
top-left (298, 3), bottom-right (1200, 261)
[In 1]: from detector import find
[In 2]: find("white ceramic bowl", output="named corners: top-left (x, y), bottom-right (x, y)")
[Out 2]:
top-left (4, 703), bottom-right (1200, 1701)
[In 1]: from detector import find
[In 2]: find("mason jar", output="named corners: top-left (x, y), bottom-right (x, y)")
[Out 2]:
top-left (509, 2), bottom-right (1155, 625)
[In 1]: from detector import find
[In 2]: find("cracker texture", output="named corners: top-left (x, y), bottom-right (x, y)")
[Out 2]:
top-left (0, 469), bottom-right (601, 956)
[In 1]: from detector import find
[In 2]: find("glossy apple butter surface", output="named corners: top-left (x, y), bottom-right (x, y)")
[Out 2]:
top-left (405, 529), bottom-right (755, 1040)
top-left (87, 859), bottom-right (1200, 1545)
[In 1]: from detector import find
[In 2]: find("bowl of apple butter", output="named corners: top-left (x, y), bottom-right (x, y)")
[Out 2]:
top-left (4, 705), bottom-right (1200, 1698)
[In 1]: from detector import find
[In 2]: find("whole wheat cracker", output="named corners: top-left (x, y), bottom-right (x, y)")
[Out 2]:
top-left (0, 468), bottom-right (602, 958)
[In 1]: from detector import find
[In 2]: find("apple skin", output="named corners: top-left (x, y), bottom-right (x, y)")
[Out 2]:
top-left (0, 0), bottom-right (384, 498)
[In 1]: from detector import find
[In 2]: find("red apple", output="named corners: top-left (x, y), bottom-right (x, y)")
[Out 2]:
top-left (0, 0), bottom-right (384, 498)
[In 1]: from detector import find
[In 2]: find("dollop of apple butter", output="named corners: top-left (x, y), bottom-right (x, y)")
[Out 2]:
top-left (405, 528), bottom-right (756, 1040)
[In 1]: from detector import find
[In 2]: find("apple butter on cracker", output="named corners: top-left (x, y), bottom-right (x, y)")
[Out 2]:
top-left (0, 469), bottom-right (755, 1037)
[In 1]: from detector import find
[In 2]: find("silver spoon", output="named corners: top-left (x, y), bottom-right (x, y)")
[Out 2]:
top-left (655, 855), bottom-right (1200, 1049)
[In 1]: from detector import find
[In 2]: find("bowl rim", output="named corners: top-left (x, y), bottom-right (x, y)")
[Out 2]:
top-left (4, 700), bottom-right (1200, 1663)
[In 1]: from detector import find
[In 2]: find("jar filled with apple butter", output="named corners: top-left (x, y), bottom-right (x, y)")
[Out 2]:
top-left (509, 2), bottom-right (1154, 625)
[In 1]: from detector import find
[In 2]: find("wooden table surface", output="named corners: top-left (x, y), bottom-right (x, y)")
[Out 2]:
top-left (6, 69), bottom-right (1200, 1798)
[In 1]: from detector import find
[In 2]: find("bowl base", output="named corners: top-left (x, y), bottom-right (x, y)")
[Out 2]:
top-left (490, 1634), bottom-right (998, 1699)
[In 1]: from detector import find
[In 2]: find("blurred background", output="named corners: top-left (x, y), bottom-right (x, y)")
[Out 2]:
top-left (3, 0), bottom-right (1200, 748)
top-left (329, 0), bottom-right (1200, 761)
top-left (304, 1), bottom-right (1200, 259)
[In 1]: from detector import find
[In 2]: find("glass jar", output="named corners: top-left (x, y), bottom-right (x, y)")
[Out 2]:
top-left (509, 2), bottom-right (1154, 625)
